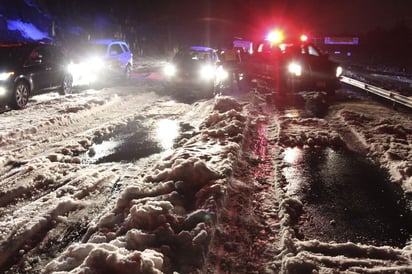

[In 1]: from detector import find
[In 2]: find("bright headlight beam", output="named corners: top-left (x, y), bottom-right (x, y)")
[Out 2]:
top-left (0, 72), bottom-right (14, 81)
top-left (0, 87), bottom-right (7, 96)
top-left (216, 67), bottom-right (228, 80)
top-left (200, 64), bottom-right (215, 79)
top-left (288, 63), bottom-right (302, 76)
top-left (89, 56), bottom-right (104, 69)
top-left (164, 64), bottom-right (176, 76)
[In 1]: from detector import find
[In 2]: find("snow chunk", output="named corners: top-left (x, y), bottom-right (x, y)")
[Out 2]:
top-left (44, 242), bottom-right (163, 273)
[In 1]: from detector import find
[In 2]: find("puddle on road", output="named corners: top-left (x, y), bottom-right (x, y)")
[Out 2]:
top-left (283, 147), bottom-right (411, 247)
top-left (81, 119), bottom-right (181, 164)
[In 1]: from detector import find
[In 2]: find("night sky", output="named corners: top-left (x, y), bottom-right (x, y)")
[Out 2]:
top-left (2, 0), bottom-right (411, 51)
top-left (49, 0), bottom-right (412, 36)
top-left (99, 0), bottom-right (411, 33)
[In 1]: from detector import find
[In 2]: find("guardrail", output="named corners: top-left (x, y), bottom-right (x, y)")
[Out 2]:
top-left (340, 76), bottom-right (412, 109)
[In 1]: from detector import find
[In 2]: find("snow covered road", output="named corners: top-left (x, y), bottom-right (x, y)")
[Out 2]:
top-left (0, 70), bottom-right (411, 273)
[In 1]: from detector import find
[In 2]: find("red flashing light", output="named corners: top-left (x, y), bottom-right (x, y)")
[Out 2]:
top-left (300, 34), bottom-right (308, 42)
top-left (266, 29), bottom-right (284, 44)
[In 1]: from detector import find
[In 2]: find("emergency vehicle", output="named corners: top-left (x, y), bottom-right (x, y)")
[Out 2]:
top-left (244, 29), bottom-right (342, 94)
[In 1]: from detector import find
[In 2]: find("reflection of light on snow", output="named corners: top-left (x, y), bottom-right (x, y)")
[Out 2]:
top-left (283, 147), bottom-right (305, 196)
top-left (284, 109), bottom-right (301, 118)
top-left (161, 100), bottom-right (176, 106)
top-left (7, 20), bottom-right (50, 40)
top-left (155, 119), bottom-right (179, 150)
top-left (282, 147), bottom-right (308, 196)
top-left (283, 147), bottom-right (303, 164)
top-left (88, 139), bottom-right (119, 161)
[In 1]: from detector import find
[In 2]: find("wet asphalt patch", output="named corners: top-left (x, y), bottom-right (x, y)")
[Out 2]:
top-left (81, 119), bottom-right (183, 164)
top-left (283, 147), bottom-right (411, 247)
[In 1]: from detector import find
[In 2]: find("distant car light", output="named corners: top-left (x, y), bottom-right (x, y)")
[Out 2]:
top-left (0, 71), bottom-right (14, 81)
top-left (336, 66), bottom-right (343, 77)
top-left (164, 64), bottom-right (176, 77)
top-left (200, 64), bottom-right (215, 80)
top-left (300, 34), bottom-right (308, 42)
top-left (288, 63), bottom-right (302, 76)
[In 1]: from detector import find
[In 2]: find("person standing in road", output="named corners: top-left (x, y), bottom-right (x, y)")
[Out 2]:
top-left (221, 41), bottom-right (242, 93)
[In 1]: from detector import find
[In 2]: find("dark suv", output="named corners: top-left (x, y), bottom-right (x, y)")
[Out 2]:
top-left (0, 42), bottom-right (73, 109)
top-left (246, 39), bottom-right (342, 94)
top-left (162, 46), bottom-right (227, 96)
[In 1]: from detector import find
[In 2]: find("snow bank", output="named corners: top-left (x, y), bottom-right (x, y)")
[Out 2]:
top-left (337, 104), bottom-right (412, 194)
top-left (44, 96), bottom-right (252, 273)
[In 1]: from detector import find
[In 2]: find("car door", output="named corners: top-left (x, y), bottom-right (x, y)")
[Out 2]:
top-left (25, 46), bottom-right (51, 93)
top-left (47, 46), bottom-right (66, 89)
top-left (113, 43), bottom-right (131, 68)
top-left (302, 44), bottom-right (331, 86)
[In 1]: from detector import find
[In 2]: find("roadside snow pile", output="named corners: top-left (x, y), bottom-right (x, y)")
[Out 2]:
top-left (336, 102), bottom-right (412, 195)
top-left (283, 240), bottom-right (412, 273)
top-left (43, 96), bottom-right (253, 273)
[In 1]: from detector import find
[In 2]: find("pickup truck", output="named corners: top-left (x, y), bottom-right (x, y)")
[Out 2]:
top-left (244, 39), bottom-right (342, 95)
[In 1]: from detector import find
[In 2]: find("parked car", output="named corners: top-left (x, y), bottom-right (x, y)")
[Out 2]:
top-left (162, 46), bottom-right (227, 96)
top-left (0, 42), bottom-right (73, 109)
top-left (245, 34), bottom-right (342, 95)
top-left (68, 39), bottom-right (133, 87)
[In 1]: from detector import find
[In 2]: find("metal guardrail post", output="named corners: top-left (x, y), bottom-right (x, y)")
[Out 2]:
top-left (340, 76), bottom-right (412, 109)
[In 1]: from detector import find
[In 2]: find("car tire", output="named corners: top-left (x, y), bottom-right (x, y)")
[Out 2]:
top-left (213, 81), bottom-right (222, 97)
top-left (125, 65), bottom-right (132, 81)
top-left (9, 80), bottom-right (30, 109)
top-left (59, 74), bottom-right (73, 95)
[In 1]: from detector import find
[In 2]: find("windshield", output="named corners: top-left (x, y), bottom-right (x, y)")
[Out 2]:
top-left (174, 49), bottom-right (212, 63)
top-left (86, 44), bottom-right (107, 56)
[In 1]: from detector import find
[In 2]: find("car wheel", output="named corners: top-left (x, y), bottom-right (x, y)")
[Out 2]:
top-left (213, 81), bottom-right (222, 97)
top-left (10, 81), bottom-right (29, 109)
top-left (59, 74), bottom-right (73, 95)
top-left (125, 65), bottom-right (132, 80)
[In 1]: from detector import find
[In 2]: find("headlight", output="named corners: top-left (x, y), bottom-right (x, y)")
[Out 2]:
top-left (288, 63), bottom-right (302, 76)
top-left (0, 72), bottom-right (14, 81)
top-left (68, 56), bottom-right (104, 86)
top-left (200, 64), bottom-right (215, 80)
top-left (88, 57), bottom-right (104, 69)
top-left (164, 64), bottom-right (176, 77)
top-left (0, 87), bottom-right (7, 96)
top-left (336, 66), bottom-right (343, 77)
top-left (216, 66), bottom-right (228, 80)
